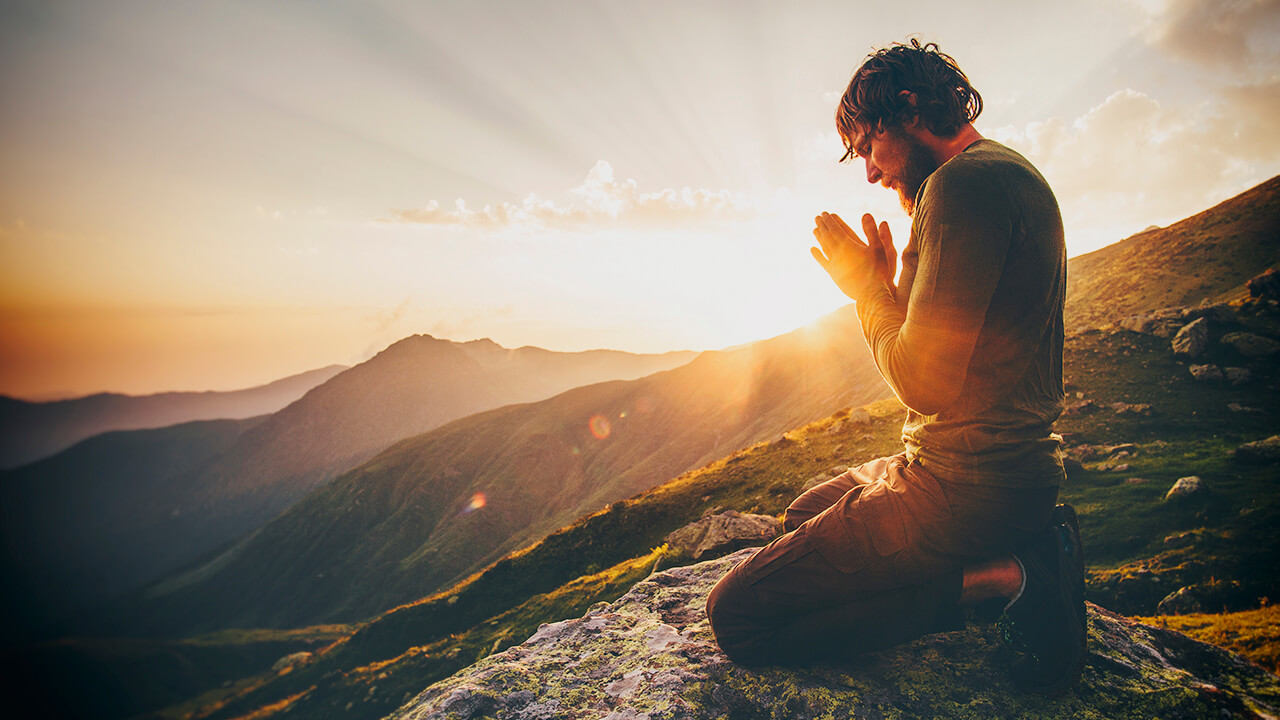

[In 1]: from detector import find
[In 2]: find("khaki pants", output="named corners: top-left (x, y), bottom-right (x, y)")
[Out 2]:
top-left (705, 453), bottom-right (1058, 665)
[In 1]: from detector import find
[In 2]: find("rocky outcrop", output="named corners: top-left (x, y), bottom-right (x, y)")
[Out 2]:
top-left (1222, 332), bottom-right (1280, 357)
top-left (663, 512), bottom-right (781, 561)
top-left (1172, 317), bottom-right (1209, 359)
top-left (1225, 367), bottom-right (1252, 386)
top-left (1165, 475), bottom-right (1205, 500)
top-left (1189, 363), bottom-right (1224, 382)
top-left (1250, 268), bottom-right (1280, 300)
top-left (1236, 435), bottom-right (1280, 463)
top-left (392, 549), bottom-right (1280, 720)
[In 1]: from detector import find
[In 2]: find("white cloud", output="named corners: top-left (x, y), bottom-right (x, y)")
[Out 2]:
top-left (383, 161), bottom-right (756, 229)
top-left (1134, 0), bottom-right (1280, 76)
top-left (991, 85), bottom-right (1280, 254)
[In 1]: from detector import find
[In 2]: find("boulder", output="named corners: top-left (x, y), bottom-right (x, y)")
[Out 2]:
top-left (802, 465), bottom-right (849, 492)
top-left (1156, 587), bottom-right (1204, 616)
top-left (1165, 476), bottom-right (1205, 500)
top-left (1221, 332), bottom-right (1280, 357)
top-left (1118, 310), bottom-right (1184, 338)
top-left (1223, 367), bottom-right (1252, 386)
top-left (1171, 317), bottom-right (1209, 359)
top-left (663, 511), bottom-right (781, 561)
top-left (392, 549), bottom-right (1280, 720)
top-left (1188, 364), bottom-right (1223, 382)
top-left (1249, 268), bottom-right (1280, 300)
top-left (1181, 302), bottom-right (1235, 324)
top-left (1235, 435), bottom-right (1280, 463)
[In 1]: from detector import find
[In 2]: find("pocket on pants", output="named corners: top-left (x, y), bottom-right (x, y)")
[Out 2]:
top-left (741, 525), bottom-right (815, 587)
top-left (807, 479), bottom-right (910, 574)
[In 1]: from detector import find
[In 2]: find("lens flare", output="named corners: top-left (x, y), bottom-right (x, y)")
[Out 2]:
top-left (589, 414), bottom-right (612, 439)
top-left (460, 492), bottom-right (486, 515)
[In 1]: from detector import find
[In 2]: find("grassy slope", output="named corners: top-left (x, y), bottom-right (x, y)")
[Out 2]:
top-left (1137, 605), bottom-right (1280, 676)
top-left (1056, 300), bottom-right (1280, 616)
top-left (1064, 174), bottom-right (1280, 333)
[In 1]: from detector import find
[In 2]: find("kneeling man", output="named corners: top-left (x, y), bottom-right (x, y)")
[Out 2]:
top-left (706, 39), bottom-right (1086, 695)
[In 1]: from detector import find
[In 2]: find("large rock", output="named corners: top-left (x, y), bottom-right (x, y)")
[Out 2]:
top-left (1171, 317), bottom-right (1209, 359)
top-left (391, 549), bottom-right (1280, 720)
top-left (1182, 302), bottom-right (1235, 325)
top-left (663, 511), bottom-right (781, 561)
top-left (1250, 268), bottom-right (1280, 300)
top-left (1156, 586), bottom-right (1203, 615)
top-left (1236, 435), bottom-right (1280, 463)
top-left (1221, 332), bottom-right (1280, 357)
top-left (1189, 364), bottom-right (1223, 382)
top-left (1118, 309), bottom-right (1185, 338)
top-left (1165, 476), bottom-right (1205, 500)
top-left (1224, 367), bottom-right (1252, 386)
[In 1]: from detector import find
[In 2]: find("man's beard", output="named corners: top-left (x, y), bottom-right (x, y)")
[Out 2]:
top-left (896, 137), bottom-right (939, 217)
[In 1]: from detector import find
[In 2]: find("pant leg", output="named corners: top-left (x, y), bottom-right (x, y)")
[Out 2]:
top-left (782, 460), bottom-right (878, 532)
top-left (706, 454), bottom-right (1055, 666)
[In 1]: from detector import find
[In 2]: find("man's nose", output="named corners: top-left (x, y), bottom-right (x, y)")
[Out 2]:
top-left (865, 157), bottom-right (881, 184)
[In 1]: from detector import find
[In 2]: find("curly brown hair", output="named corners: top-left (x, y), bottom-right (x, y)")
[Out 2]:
top-left (837, 39), bottom-right (983, 162)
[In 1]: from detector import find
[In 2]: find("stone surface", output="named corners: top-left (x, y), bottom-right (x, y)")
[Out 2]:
top-left (1235, 435), bottom-right (1280, 463)
top-left (827, 409), bottom-right (872, 435)
top-left (1221, 332), bottom-right (1280, 357)
top-left (663, 512), bottom-right (781, 561)
top-left (1110, 402), bottom-right (1152, 416)
top-left (1156, 587), bottom-right (1204, 616)
top-left (1189, 364), bottom-right (1223, 382)
top-left (1182, 302), bottom-right (1235, 325)
top-left (1171, 317), bottom-right (1209, 359)
top-left (802, 465), bottom-right (849, 492)
top-left (1118, 310), bottom-right (1185, 338)
top-left (1250, 268), bottom-right (1280, 300)
top-left (1224, 366), bottom-right (1252, 386)
top-left (1165, 476), bottom-right (1205, 500)
top-left (391, 549), bottom-right (1280, 720)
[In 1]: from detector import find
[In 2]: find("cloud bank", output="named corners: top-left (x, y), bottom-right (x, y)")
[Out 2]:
top-left (384, 161), bottom-right (756, 229)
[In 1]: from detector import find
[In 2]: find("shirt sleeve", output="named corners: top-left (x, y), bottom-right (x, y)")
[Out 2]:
top-left (854, 170), bottom-right (1012, 416)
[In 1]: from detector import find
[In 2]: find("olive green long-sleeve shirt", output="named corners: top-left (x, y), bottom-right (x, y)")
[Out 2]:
top-left (854, 139), bottom-right (1067, 487)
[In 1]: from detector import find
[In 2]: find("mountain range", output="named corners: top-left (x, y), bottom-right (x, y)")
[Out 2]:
top-left (1, 339), bottom-right (694, 640)
top-left (0, 365), bottom-right (346, 469)
top-left (89, 306), bottom-right (890, 636)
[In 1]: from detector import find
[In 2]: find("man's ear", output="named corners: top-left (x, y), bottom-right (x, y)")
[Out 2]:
top-left (898, 90), bottom-right (920, 129)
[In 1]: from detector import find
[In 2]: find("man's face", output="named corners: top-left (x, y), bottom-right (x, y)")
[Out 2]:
top-left (847, 125), bottom-right (938, 216)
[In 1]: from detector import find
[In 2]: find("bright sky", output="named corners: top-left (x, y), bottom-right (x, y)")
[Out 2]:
top-left (2, 0), bottom-right (1278, 399)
